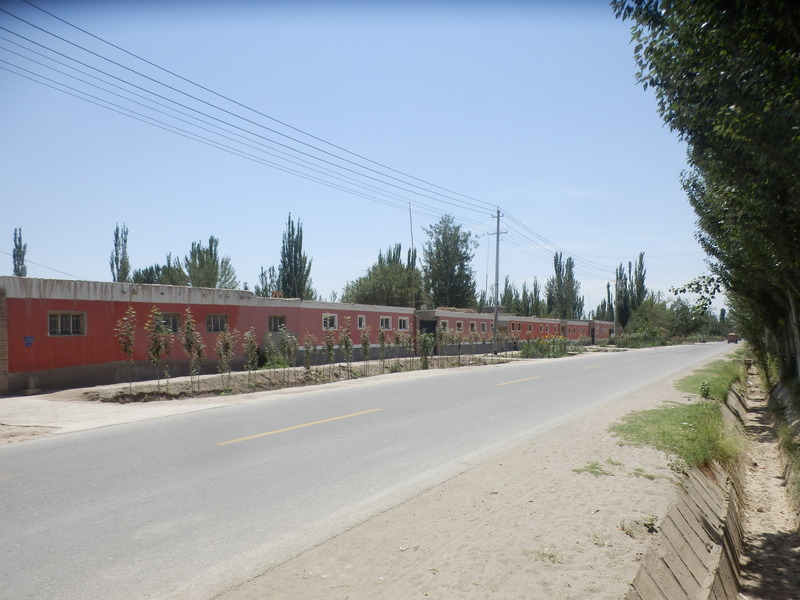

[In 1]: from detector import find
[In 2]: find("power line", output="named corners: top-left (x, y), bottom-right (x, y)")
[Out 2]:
top-left (22, 0), bottom-right (498, 215)
top-left (0, 2), bottom-right (623, 285)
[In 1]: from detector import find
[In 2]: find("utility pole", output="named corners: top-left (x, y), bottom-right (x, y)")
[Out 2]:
top-left (489, 208), bottom-right (506, 352)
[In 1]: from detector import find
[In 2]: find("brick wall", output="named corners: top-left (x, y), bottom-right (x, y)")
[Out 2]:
top-left (0, 288), bottom-right (7, 394)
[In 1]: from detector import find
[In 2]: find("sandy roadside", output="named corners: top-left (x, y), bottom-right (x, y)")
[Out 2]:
top-left (210, 360), bottom-right (718, 600)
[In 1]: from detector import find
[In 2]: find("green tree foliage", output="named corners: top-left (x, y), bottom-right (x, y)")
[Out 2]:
top-left (341, 243), bottom-right (423, 308)
top-left (499, 277), bottom-right (544, 317)
top-left (544, 252), bottom-right (584, 319)
top-left (338, 317), bottom-right (354, 378)
top-left (594, 282), bottom-right (615, 322)
top-left (614, 1), bottom-right (800, 376)
top-left (615, 263), bottom-right (632, 329)
top-left (12, 227), bottom-right (27, 277)
top-left (180, 307), bottom-right (205, 395)
top-left (144, 306), bottom-right (173, 393)
top-left (243, 327), bottom-right (259, 385)
top-left (114, 305), bottom-right (137, 399)
top-left (422, 215), bottom-right (478, 309)
top-left (215, 325), bottom-right (240, 391)
top-left (254, 265), bottom-right (278, 297)
top-left (110, 223), bottom-right (131, 283)
top-left (184, 236), bottom-right (239, 289)
top-left (265, 214), bottom-right (316, 300)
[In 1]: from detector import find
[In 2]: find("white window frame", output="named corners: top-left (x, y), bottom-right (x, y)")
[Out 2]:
top-left (380, 316), bottom-right (391, 330)
top-left (456, 321), bottom-right (463, 332)
top-left (398, 317), bottom-right (409, 331)
top-left (481, 322), bottom-right (487, 333)
top-left (322, 313), bottom-right (338, 330)
top-left (470, 322), bottom-right (477, 332)
top-left (357, 315), bottom-right (366, 330)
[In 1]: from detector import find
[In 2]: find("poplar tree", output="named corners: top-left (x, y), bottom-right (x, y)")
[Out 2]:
top-left (184, 236), bottom-right (239, 289)
top-left (110, 223), bottom-right (131, 283)
top-left (277, 214), bottom-right (315, 300)
top-left (614, 0), bottom-right (800, 375)
top-left (12, 227), bottom-right (27, 277)
top-left (544, 252), bottom-right (584, 319)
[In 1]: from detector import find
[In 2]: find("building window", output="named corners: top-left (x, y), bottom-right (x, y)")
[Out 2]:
top-left (440, 320), bottom-right (448, 329)
top-left (357, 315), bottom-right (366, 330)
top-left (528, 324), bottom-right (532, 332)
top-left (545, 324), bottom-right (550, 333)
top-left (206, 314), bottom-right (228, 332)
top-left (48, 312), bottom-right (85, 336)
top-left (269, 315), bottom-right (286, 332)
top-left (470, 322), bottom-right (477, 332)
top-left (322, 313), bottom-right (338, 330)
top-left (398, 317), bottom-right (409, 330)
top-left (510, 322), bottom-right (516, 332)
top-left (161, 313), bottom-right (181, 333)
top-left (380, 316), bottom-right (391, 330)
top-left (456, 321), bottom-right (463, 332)
top-left (539, 324), bottom-right (543, 333)
top-left (481, 322), bottom-right (487, 333)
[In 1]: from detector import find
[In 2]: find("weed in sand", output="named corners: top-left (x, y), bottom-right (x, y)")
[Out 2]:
top-left (573, 461), bottom-right (614, 477)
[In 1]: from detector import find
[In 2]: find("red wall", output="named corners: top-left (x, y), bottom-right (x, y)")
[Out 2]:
top-left (6, 296), bottom-right (414, 375)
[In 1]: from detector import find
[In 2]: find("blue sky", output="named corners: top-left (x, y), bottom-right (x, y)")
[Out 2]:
top-left (0, 0), bottom-right (715, 313)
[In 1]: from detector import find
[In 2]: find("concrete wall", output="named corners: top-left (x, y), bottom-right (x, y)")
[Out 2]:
top-left (624, 463), bottom-right (744, 600)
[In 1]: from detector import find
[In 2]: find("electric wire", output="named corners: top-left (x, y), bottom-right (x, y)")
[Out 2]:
top-left (22, 0), bottom-right (498, 214)
top-left (0, 2), bottom-right (626, 285)
top-left (1, 5), bottom-right (496, 216)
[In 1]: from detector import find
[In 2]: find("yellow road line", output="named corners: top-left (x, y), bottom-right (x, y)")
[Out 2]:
top-left (496, 375), bottom-right (542, 386)
top-left (216, 408), bottom-right (381, 446)
top-left (583, 364), bottom-right (604, 370)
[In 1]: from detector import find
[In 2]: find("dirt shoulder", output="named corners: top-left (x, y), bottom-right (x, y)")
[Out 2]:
top-left (210, 364), bottom-right (706, 600)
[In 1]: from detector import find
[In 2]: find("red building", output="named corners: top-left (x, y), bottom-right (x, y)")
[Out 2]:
top-left (0, 277), bottom-right (413, 394)
top-left (0, 277), bottom-right (614, 395)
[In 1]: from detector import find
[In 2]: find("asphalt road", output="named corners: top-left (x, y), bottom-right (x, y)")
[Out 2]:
top-left (0, 342), bottom-right (733, 599)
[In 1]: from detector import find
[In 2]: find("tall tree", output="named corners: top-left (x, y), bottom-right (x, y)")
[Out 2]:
top-left (628, 252), bottom-right (647, 312)
top-left (184, 236), bottom-right (239, 289)
top-left (615, 263), bottom-right (632, 329)
top-left (341, 243), bottom-right (423, 308)
top-left (422, 214), bottom-right (478, 309)
top-left (594, 282), bottom-right (615, 322)
top-left (275, 214), bottom-right (315, 300)
top-left (614, 0), bottom-right (800, 376)
top-left (544, 252), bottom-right (584, 319)
top-left (109, 223), bottom-right (131, 283)
top-left (132, 253), bottom-right (190, 286)
top-left (254, 265), bottom-right (278, 297)
top-left (12, 227), bottom-right (27, 277)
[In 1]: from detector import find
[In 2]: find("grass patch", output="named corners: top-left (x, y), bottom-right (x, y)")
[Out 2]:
top-left (610, 400), bottom-right (745, 472)
top-left (611, 353), bottom-right (748, 471)
top-left (676, 354), bottom-right (745, 402)
top-left (630, 467), bottom-right (658, 480)
top-left (573, 461), bottom-right (614, 477)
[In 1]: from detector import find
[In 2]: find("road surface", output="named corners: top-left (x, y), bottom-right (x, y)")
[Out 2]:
top-left (0, 342), bottom-right (732, 599)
